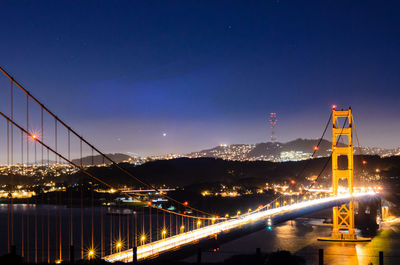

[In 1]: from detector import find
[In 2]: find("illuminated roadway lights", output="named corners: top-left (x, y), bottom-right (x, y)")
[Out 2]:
top-left (180, 225), bottom-right (185, 233)
top-left (88, 248), bottom-right (96, 260)
top-left (140, 234), bottom-right (146, 246)
top-left (103, 191), bottom-right (376, 263)
top-left (161, 228), bottom-right (167, 240)
top-left (116, 240), bottom-right (123, 252)
top-left (55, 259), bottom-right (62, 264)
top-left (197, 220), bottom-right (202, 229)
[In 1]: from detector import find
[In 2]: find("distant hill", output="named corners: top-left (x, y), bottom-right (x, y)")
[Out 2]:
top-left (71, 153), bottom-right (132, 166)
top-left (188, 138), bottom-right (333, 160)
top-left (68, 155), bottom-right (400, 190)
top-left (186, 138), bottom-right (399, 161)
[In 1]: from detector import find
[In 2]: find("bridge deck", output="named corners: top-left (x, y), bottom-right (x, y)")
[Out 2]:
top-left (104, 192), bottom-right (375, 262)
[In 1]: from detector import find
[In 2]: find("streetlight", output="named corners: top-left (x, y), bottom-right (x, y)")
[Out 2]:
top-left (115, 240), bottom-right (122, 252)
top-left (140, 234), bottom-right (146, 245)
top-left (161, 228), bottom-right (167, 239)
top-left (87, 249), bottom-right (95, 260)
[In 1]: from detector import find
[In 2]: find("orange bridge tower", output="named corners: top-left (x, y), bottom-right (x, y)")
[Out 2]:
top-left (319, 107), bottom-right (370, 242)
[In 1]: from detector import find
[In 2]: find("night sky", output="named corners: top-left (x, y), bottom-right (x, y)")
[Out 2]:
top-left (1, 1), bottom-right (400, 155)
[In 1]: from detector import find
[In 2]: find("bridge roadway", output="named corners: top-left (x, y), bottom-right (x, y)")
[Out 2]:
top-left (104, 191), bottom-right (376, 263)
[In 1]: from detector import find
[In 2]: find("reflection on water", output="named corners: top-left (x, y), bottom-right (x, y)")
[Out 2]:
top-left (188, 218), bottom-right (400, 265)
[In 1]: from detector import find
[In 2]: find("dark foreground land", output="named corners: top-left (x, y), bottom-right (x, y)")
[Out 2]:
top-left (0, 250), bottom-right (306, 265)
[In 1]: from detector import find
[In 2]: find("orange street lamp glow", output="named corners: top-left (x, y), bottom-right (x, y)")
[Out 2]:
top-left (88, 249), bottom-right (95, 260)
top-left (161, 229), bottom-right (167, 239)
top-left (313, 146), bottom-right (319, 151)
top-left (140, 235), bottom-right (146, 245)
top-left (115, 240), bottom-right (123, 252)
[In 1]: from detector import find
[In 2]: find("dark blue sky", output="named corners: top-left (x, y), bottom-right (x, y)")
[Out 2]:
top-left (1, 0), bottom-right (400, 155)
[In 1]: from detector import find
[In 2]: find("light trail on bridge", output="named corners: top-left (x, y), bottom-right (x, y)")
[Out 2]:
top-left (104, 191), bottom-right (376, 263)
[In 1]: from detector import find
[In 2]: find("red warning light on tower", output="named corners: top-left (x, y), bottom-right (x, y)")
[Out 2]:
top-left (268, 113), bottom-right (278, 142)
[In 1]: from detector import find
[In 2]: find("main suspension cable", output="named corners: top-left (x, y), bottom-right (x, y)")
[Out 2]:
top-left (0, 111), bottom-right (223, 220)
top-left (0, 66), bottom-right (215, 217)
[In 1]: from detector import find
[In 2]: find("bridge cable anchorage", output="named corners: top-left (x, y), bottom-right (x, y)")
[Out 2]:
top-left (248, 111), bottom-right (333, 215)
top-left (0, 111), bottom-right (219, 220)
top-left (0, 66), bottom-right (220, 219)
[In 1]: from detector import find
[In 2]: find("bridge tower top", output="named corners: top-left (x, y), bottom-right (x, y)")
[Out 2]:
top-left (331, 107), bottom-right (353, 196)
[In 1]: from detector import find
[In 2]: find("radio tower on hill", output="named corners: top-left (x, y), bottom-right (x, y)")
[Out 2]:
top-left (269, 112), bottom-right (278, 142)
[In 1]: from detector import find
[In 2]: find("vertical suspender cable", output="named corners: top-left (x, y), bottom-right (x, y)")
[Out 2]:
top-left (21, 131), bottom-right (24, 258)
top-left (26, 95), bottom-right (30, 263)
top-left (7, 120), bottom-right (10, 253)
top-left (34, 140), bottom-right (37, 263)
top-left (10, 80), bottom-right (14, 250)
top-left (80, 140), bottom-right (83, 259)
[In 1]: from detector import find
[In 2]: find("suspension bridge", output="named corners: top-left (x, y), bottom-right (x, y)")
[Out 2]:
top-left (0, 66), bottom-right (378, 263)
